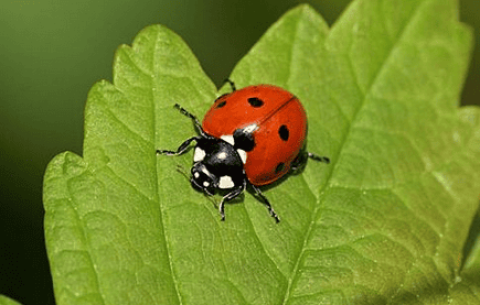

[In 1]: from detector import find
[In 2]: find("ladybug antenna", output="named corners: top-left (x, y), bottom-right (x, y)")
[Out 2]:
top-left (175, 164), bottom-right (190, 179)
top-left (173, 104), bottom-right (207, 136)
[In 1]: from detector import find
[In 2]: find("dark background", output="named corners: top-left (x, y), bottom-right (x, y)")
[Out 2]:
top-left (1, 1), bottom-right (478, 304)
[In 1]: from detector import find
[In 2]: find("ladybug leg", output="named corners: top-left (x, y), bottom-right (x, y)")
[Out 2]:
top-left (219, 181), bottom-right (246, 221)
top-left (250, 184), bottom-right (280, 223)
top-left (172, 103), bottom-right (208, 136)
top-left (156, 136), bottom-right (199, 156)
top-left (307, 152), bottom-right (330, 164)
top-left (291, 150), bottom-right (330, 174)
top-left (223, 79), bottom-right (236, 92)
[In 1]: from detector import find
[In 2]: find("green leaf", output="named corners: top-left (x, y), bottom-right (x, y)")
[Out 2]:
top-left (0, 296), bottom-right (23, 305)
top-left (43, 0), bottom-right (480, 304)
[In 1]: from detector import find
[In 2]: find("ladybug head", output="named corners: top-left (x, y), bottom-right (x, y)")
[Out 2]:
top-left (191, 162), bottom-right (217, 196)
top-left (189, 137), bottom-right (246, 196)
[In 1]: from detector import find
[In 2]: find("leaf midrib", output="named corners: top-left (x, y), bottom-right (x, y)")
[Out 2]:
top-left (280, 1), bottom-right (427, 303)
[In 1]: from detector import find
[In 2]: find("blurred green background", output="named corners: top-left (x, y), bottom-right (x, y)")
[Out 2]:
top-left (0, 0), bottom-right (478, 304)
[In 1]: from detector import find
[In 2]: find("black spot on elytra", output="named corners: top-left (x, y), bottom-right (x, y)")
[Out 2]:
top-left (279, 125), bottom-right (289, 141)
top-left (275, 162), bottom-right (285, 174)
top-left (216, 100), bottom-right (227, 108)
top-left (248, 97), bottom-right (264, 107)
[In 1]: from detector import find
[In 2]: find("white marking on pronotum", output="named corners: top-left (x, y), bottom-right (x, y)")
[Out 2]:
top-left (237, 149), bottom-right (247, 164)
top-left (221, 135), bottom-right (235, 146)
top-left (194, 172), bottom-right (200, 179)
top-left (217, 152), bottom-right (227, 160)
top-left (203, 181), bottom-right (210, 187)
top-left (219, 176), bottom-right (234, 189)
top-left (193, 147), bottom-right (206, 162)
top-left (243, 123), bottom-right (258, 133)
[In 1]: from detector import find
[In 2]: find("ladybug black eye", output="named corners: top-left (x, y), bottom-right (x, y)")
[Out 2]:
top-left (275, 162), bottom-right (285, 174)
top-left (279, 125), bottom-right (289, 141)
top-left (248, 97), bottom-right (264, 107)
top-left (216, 100), bottom-right (227, 108)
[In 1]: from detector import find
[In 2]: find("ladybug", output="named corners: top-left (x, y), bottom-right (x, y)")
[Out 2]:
top-left (157, 81), bottom-right (329, 222)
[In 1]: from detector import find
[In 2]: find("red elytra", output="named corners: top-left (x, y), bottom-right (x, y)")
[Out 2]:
top-left (202, 85), bottom-right (307, 186)
top-left (156, 83), bottom-right (329, 222)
